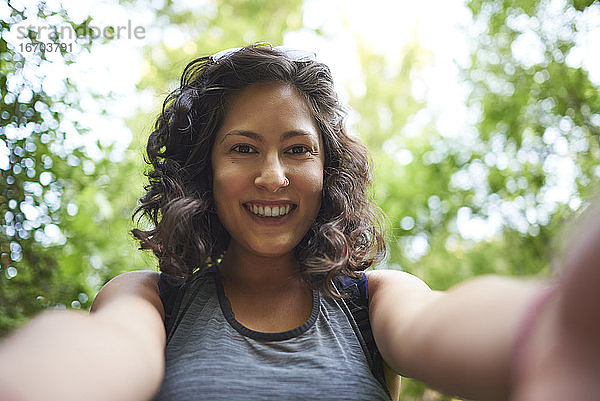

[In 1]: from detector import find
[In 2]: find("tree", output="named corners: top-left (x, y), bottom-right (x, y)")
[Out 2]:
top-left (351, 0), bottom-right (599, 287)
top-left (347, 0), bottom-right (598, 399)
top-left (0, 0), bottom-right (152, 334)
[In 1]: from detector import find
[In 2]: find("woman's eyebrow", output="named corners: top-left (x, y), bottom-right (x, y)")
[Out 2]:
top-left (219, 130), bottom-right (262, 144)
top-left (281, 129), bottom-right (318, 142)
top-left (220, 129), bottom-right (318, 144)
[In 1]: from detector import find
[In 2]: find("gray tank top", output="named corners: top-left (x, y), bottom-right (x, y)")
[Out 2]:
top-left (153, 267), bottom-right (391, 400)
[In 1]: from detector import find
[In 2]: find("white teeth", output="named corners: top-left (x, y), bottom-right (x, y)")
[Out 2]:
top-left (246, 204), bottom-right (292, 217)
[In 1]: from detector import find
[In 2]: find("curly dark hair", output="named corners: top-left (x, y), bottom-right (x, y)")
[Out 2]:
top-left (132, 43), bottom-right (386, 296)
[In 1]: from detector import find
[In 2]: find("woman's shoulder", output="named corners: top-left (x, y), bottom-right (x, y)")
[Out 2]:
top-left (365, 269), bottom-right (430, 298)
top-left (91, 270), bottom-right (163, 316)
top-left (96, 270), bottom-right (161, 294)
top-left (111, 269), bottom-right (161, 283)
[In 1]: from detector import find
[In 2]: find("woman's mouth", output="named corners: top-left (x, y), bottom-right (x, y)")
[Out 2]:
top-left (244, 202), bottom-right (295, 217)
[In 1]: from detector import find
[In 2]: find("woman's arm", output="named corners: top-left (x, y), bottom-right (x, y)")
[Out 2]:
top-left (0, 270), bottom-right (166, 401)
top-left (369, 207), bottom-right (600, 401)
top-left (367, 270), bottom-right (546, 400)
top-left (369, 206), bottom-right (600, 401)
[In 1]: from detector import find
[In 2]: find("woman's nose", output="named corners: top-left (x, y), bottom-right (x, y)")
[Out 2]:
top-left (255, 154), bottom-right (289, 192)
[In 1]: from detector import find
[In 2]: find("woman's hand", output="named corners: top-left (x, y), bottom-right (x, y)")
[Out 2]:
top-left (367, 207), bottom-right (600, 401)
top-left (510, 210), bottom-right (600, 400)
top-left (0, 270), bottom-right (165, 401)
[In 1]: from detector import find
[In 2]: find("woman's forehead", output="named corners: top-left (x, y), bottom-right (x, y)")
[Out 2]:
top-left (216, 82), bottom-right (321, 143)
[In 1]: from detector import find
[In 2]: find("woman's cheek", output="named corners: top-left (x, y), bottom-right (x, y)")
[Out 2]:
top-left (212, 164), bottom-right (243, 210)
top-left (292, 160), bottom-right (323, 189)
top-left (295, 164), bottom-right (324, 213)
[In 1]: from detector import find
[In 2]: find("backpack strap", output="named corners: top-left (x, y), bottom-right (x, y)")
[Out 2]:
top-left (159, 268), bottom-right (217, 344)
top-left (158, 272), bottom-right (189, 343)
top-left (334, 274), bottom-right (387, 391)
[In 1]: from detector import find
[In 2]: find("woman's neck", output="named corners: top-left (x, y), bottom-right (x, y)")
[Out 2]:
top-left (217, 244), bottom-right (313, 333)
top-left (218, 244), bottom-right (302, 293)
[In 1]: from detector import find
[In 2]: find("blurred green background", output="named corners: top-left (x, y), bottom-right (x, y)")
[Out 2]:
top-left (1, 0), bottom-right (599, 399)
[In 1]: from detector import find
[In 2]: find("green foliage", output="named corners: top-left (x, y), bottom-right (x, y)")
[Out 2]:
top-left (350, 0), bottom-right (599, 290)
top-left (347, 0), bottom-right (598, 398)
top-left (137, 0), bottom-right (303, 93)
top-left (0, 1), bottom-right (150, 335)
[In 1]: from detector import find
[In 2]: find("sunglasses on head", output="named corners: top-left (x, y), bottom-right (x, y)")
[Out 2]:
top-left (210, 45), bottom-right (317, 63)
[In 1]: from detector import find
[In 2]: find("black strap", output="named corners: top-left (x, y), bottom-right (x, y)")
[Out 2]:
top-left (158, 272), bottom-right (190, 343)
top-left (333, 274), bottom-right (387, 391)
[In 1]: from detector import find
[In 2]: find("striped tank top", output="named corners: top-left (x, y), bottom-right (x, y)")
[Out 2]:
top-left (153, 266), bottom-right (391, 400)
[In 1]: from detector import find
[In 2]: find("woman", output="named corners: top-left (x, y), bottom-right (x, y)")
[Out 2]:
top-left (1, 44), bottom-right (599, 401)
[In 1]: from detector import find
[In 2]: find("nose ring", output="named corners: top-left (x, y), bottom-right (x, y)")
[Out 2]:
top-left (283, 177), bottom-right (290, 186)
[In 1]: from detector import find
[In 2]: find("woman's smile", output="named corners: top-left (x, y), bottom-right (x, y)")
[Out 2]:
top-left (243, 202), bottom-right (295, 218)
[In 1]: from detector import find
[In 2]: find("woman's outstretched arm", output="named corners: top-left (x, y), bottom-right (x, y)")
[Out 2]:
top-left (368, 270), bottom-right (546, 400)
top-left (368, 210), bottom-right (600, 401)
top-left (0, 271), bottom-right (166, 401)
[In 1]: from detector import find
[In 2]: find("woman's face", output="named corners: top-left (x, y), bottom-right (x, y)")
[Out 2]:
top-left (211, 82), bottom-right (324, 259)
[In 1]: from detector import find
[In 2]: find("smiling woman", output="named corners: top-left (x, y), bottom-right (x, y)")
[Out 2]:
top-left (129, 44), bottom-right (393, 400)
top-left (1, 43), bottom-right (600, 401)
top-left (131, 44), bottom-right (386, 296)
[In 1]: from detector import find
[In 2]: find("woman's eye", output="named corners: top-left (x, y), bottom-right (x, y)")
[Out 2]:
top-left (232, 144), bottom-right (255, 154)
top-left (287, 145), bottom-right (310, 155)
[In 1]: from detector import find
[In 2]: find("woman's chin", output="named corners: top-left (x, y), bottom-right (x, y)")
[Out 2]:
top-left (228, 237), bottom-right (299, 260)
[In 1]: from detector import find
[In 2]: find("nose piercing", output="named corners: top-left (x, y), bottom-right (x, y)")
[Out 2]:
top-left (283, 177), bottom-right (290, 186)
